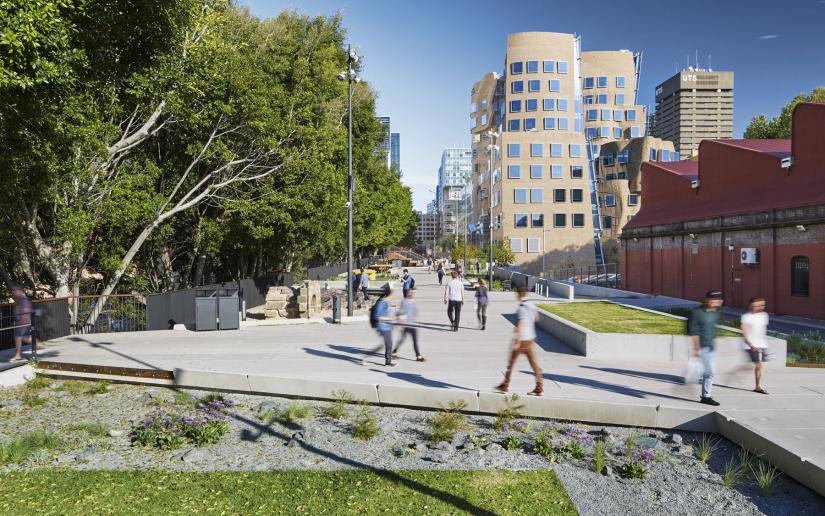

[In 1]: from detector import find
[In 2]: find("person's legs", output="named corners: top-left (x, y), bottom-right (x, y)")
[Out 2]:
top-left (523, 341), bottom-right (544, 394)
top-left (447, 301), bottom-right (455, 325)
top-left (480, 303), bottom-right (487, 330)
top-left (700, 348), bottom-right (715, 398)
top-left (13, 336), bottom-right (22, 360)
top-left (382, 330), bottom-right (393, 365)
top-left (497, 347), bottom-right (523, 391)
top-left (393, 329), bottom-right (407, 355)
top-left (402, 289), bottom-right (408, 298)
top-left (454, 301), bottom-right (462, 330)
top-left (754, 352), bottom-right (765, 391)
top-left (409, 328), bottom-right (421, 357)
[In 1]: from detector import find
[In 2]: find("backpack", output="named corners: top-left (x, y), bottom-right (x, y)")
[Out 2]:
top-left (369, 301), bottom-right (381, 329)
top-left (408, 276), bottom-right (415, 288)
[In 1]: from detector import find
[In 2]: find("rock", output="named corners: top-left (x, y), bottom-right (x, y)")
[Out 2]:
top-left (485, 443), bottom-right (504, 453)
top-left (602, 465), bottom-right (615, 478)
top-left (48, 381), bottom-right (64, 389)
top-left (94, 393), bottom-right (110, 399)
top-left (108, 430), bottom-right (124, 437)
top-left (0, 399), bottom-right (22, 411)
top-left (45, 424), bottom-right (59, 434)
top-left (424, 450), bottom-right (450, 463)
top-left (463, 442), bottom-right (476, 451)
top-left (601, 427), bottom-right (613, 437)
top-left (176, 448), bottom-right (207, 463)
top-left (141, 390), bottom-right (162, 403)
top-left (435, 441), bottom-right (452, 452)
top-left (671, 434), bottom-right (683, 445)
top-left (74, 449), bottom-right (96, 462)
top-left (392, 444), bottom-right (413, 458)
top-left (37, 390), bottom-right (68, 399)
top-left (414, 441), bottom-right (428, 452)
top-left (256, 400), bottom-right (280, 413)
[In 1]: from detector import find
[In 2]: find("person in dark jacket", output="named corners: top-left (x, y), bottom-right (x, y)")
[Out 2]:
top-left (11, 285), bottom-right (32, 362)
top-left (475, 278), bottom-right (489, 330)
top-left (688, 290), bottom-right (724, 406)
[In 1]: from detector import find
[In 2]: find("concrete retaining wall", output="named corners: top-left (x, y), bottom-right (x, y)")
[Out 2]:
top-left (571, 282), bottom-right (651, 299)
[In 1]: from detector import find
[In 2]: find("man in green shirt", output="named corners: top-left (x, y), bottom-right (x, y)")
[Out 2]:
top-left (688, 290), bottom-right (724, 406)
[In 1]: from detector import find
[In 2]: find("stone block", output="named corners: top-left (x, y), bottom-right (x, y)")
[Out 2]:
top-left (377, 384), bottom-right (479, 411)
top-left (174, 368), bottom-right (250, 392)
top-left (246, 374), bottom-right (379, 403)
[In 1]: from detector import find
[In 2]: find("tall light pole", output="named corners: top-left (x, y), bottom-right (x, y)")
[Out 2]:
top-left (339, 46), bottom-right (361, 316)
top-left (486, 130), bottom-right (499, 288)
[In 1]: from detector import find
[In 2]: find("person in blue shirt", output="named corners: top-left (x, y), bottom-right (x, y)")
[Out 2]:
top-left (359, 268), bottom-right (370, 301)
top-left (372, 286), bottom-right (396, 367)
top-left (401, 269), bottom-right (414, 298)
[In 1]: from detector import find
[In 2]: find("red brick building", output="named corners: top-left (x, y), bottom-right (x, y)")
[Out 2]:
top-left (621, 102), bottom-right (825, 318)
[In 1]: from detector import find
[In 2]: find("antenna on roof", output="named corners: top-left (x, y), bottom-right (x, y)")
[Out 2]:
top-left (695, 49), bottom-right (699, 69)
top-left (708, 54), bottom-right (712, 71)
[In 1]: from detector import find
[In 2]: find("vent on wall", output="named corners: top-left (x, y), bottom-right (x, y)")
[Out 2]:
top-left (740, 248), bottom-right (759, 265)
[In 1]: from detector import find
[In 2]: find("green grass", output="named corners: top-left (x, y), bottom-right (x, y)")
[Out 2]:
top-left (0, 430), bottom-right (62, 465)
top-left (69, 422), bottom-right (110, 438)
top-left (539, 302), bottom-right (739, 336)
top-left (0, 470), bottom-right (576, 515)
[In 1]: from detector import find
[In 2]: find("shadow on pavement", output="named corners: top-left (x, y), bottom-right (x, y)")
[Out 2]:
top-left (66, 336), bottom-right (165, 370)
top-left (368, 369), bottom-right (474, 391)
top-left (303, 347), bottom-right (364, 364)
top-left (579, 365), bottom-right (684, 384)
top-left (525, 370), bottom-right (696, 403)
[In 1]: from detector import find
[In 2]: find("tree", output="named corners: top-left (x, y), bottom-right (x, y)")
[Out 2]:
top-left (744, 88), bottom-right (825, 138)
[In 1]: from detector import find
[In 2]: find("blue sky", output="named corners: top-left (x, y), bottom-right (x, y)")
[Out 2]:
top-left (245, 0), bottom-right (825, 210)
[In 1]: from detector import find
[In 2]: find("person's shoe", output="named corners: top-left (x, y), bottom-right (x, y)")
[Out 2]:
top-left (386, 362), bottom-right (398, 368)
top-left (392, 352), bottom-right (399, 358)
top-left (494, 383), bottom-right (509, 393)
top-left (528, 385), bottom-right (544, 396)
top-left (481, 325), bottom-right (486, 330)
top-left (416, 356), bottom-right (426, 362)
top-left (699, 397), bottom-right (720, 406)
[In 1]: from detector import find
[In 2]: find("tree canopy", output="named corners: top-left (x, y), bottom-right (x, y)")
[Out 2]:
top-left (744, 87), bottom-right (825, 139)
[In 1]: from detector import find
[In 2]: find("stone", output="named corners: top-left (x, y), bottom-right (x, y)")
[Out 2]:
top-left (141, 390), bottom-right (162, 403)
top-left (94, 393), bottom-right (110, 399)
top-left (450, 432), bottom-right (467, 449)
top-left (392, 444), bottom-right (413, 458)
top-left (257, 400), bottom-right (280, 413)
top-left (176, 448), bottom-right (208, 463)
top-left (414, 441), bottom-right (428, 452)
top-left (48, 381), bottom-right (64, 389)
top-left (46, 424), bottom-right (59, 434)
top-left (485, 443), bottom-right (504, 453)
top-left (463, 442), bottom-right (476, 451)
top-left (602, 465), bottom-right (615, 478)
top-left (424, 450), bottom-right (450, 463)
top-left (671, 434), bottom-right (683, 446)
top-left (435, 441), bottom-right (452, 452)
top-left (38, 390), bottom-right (68, 399)
top-left (74, 449), bottom-right (96, 462)
top-left (0, 399), bottom-right (22, 411)
top-left (108, 430), bottom-right (124, 437)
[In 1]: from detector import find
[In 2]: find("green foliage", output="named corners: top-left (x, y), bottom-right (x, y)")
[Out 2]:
top-left (0, 430), bottom-right (62, 465)
top-left (618, 461), bottom-right (647, 479)
top-left (695, 434), bottom-right (719, 464)
top-left (85, 381), bottom-right (110, 395)
top-left (22, 394), bottom-right (46, 408)
top-left (786, 332), bottom-right (825, 364)
top-left (532, 429), bottom-right (556, 461)
top-left (494, 394), bottom-right (524, 431)
top-left (173, 391), bottom-right (197, 408)
top-left (751, 461), bottom-right (781, 497)
top-left (722, 458), bottom-right (745, 489)
top-left (24, 376), bottom-right (51, 390)
top-left (279, 403), bottom-right (311, 425)
top-left (593, 440), bottom-right (608, 474)
top-left (562, 440), bottom-right (585, 459)
top-left (186, 419), bottom-right (229, 447)
top-left (503, 434), bottom-right (523, 451)
top-left (427, 400), bottom-right (469, 444)
top-left (744, 88), bottom-right (825, 138)
top-left (70, 422), bottom-right (109, 438)
top-left (322, 389), bottom-right (353, 420)
top-left (351, 402), bottom-right (378, 441)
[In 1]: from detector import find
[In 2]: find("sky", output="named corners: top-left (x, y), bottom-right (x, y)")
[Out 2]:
top-left (245, 0), bottom-right (825, 211)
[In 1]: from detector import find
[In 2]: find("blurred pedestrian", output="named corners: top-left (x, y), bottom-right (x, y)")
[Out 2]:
top-left (444, 270), bottom-right (464, 331)
top-left (436, 262), bottom-right (445, 286)
top-left (742, 296), bottom-right (769, 394)
top-left (11, 285), bottom-right (32, 362)
top-left (401, 269), bottom-right (415, 298)
top-left (359, 268), bottom-right (370, 302)
top-left (495, 286), bottom-right (543, 396)
top-left (393, 287), bottom-right (425, 362)
top-left (368, 285), bottom-right (396, 367)
top-left (688, 290), bottom-right (724, 406)
top-left (475, 261), bottom-right (481, 275)
top-left (475, 278), bottom-right (489, 330)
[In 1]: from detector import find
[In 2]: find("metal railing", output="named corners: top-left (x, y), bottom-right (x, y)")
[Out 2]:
top-left (548, 263), bottom-right (622, 289)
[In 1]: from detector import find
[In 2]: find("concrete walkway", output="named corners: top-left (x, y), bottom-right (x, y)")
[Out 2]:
top-left (7, 268), bottom-right (825, 497)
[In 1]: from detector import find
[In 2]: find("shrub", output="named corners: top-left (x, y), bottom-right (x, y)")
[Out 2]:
top-left (503, 434), bottom-right (523, 451)
top-left (593, 440), bottom-right (608, 474)
top-left (427, 401), bottom-right (469, 444)
top-left (786, 332), bottom-right (825, 364)
top-left (280, 403), bottom-right (311, 425)
top-left (85, 381), bottom-right (110, 395)
top-left (695, 434), bottom-right (719, 464)
top-left (323, 390), bottom-right (354, 420)
top-left (24, 376), bottom-right (51, 390)
top-left (22, 394), bottom-right (46, 409)
top-left (562, 426), bottom-right (594, 459)
top-left (618, 461), bottom-right (647, 479)
top-left (751, 461), bottom-right (781, 497)
top-left (196, 396), bottom-right (235, 418)
top-left (494, 394), bottom-right (525, 431)
top-left (71, 422), bottom-right (109, 438)
top-left (54, 381), bottom-right (88, 394)
top-left (173, 391), bottom-right (196, 407)
top-left (722, 458), bottom-right (744, 489)
top-left (184, 418), bottom-right (229, 447)
top-left (618, 447), bottom-right (655, 479)
top-left (532, 426), bottom-right (556, 460)
top-left (351, 402), bottom-right (378, 441)
top-left (131, 396), bottom-right (234, 450)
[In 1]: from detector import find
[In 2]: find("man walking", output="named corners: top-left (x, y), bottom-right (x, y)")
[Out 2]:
top-left (495, 286), bottom-right (543, 396)
top-left (688, 290), bottom-right (724, 406)
top-left (359, 268), bottom-right (370, 302)
top-left (742, 296), bottom-right (770, 394)
top-left (401, 269), bottom-right (415, 298)
top-left (10, 285), bottom-right (32, 362)
top-left (369, 286), bottom-right (396, 367)
top-left (444, 270), bottom-right (464, 331)
top-left (393, 287), bottom-right (425, 362)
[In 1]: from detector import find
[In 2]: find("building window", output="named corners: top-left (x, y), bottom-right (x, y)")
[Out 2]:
top-left (507, 165), bottom-right (521, 179)
top-left (587, 109), bottom-right (598, 121)
top-left (649, 148), bottom-right (657, 161)
top-left (613, 110), bottom-right (624, 122)
top-left (597, 94), bottom-right (608, 104)
top-left (587, 127), bottom-right (598, 138)
top-left (605, 194), bottom-right (616, 206)
top-left (628, 194), bottom-right (639, 205)
top-left (512, 81), bottom-right (524, 93)
top-left (614, 127), bottom-right (623, 139)
top-left (530, 143), bottom-right (543, 157)
top-left (557, 61), bottom-right (568, 73)
top-left (571, 188), bottom-right (583, 202)
top-left (527, 237), bottom-right (540, 253)
top-left (616, 76), bottom-right (626, 88)
top-left (510, 62), bottom-right (523, 75)
top-left (553, 188), bottom-right (566, 202)
top-left (543, 117), bottom-right (556, 130)
top-left (626, 109), bottom-right (637, 121)
top-left (514, 213), bottom-right (528, 228)
top-left (602, 153), bottom-right (615, 166)
top-left (574, 117), bottom-right (583, 133)
top-left (509, 100), bottom-right (522, 113)
top-left (584, 77), bottom-right (595, 89)
top-left (507, 143), bottom-right (520, 157)
top-left (527, 80), bottom-right (541, 93)
top-left (543, 60), bottom-right (555, 73)
top-left (618, 150), bottom-right (629, 164)
top-left (615, 93), bottom-right (625, 105)
top-left (571, 165), bottom-right (583, 178)
top-left (573, 213), bottom-right (585, 227)
top-left (551, 164), bottom-right (564, 179)
top-left (550, 143), bottom-right (563, 157)
top-left (791, 256), bottom-right (810, 296)
top-left (630, 126), bottom-right (642, 137)
top-left (514, 188), bottom-right (528, 204)
top-left (526, 60), bottom-right (539, 73)
top-left (510, 237), bottom-right (523, 253)
top-left (599, 126), bottom-right (610, 138)
top-left (603, 216), bottom-right (613, 229)
top-left (557, 117), bottom-right (569, 130)
top-left (549, 79), bottom-right (561, 92)
top-left (508, 119), bottom-right (521, 132)
top-left (673, 152), bottom-right (680, 161)
top-left (530, 188), bottom-right (544, 203)
top-left (554, 213), bottom-right (567, 227)
top-left (597, 76), bottom-right (608, 88)
top-left (584, 95), bottom-right (595, 105)
top-left (601, 109), bottom-right (612, 121)
top-left (661, 149), bottom-right (671, 161)
top-left (556, 98), bottom-right (568, 112)
top-left (530, 164), bottom-right (544, 178)
top-left (569, 144), bottom-right (582, 158)
top-left (543, 98), bottom-right (555, 111)
top-left (524, 118), bottom-right (537, 130)
top-left (531, 213), bottom-right (544, 227)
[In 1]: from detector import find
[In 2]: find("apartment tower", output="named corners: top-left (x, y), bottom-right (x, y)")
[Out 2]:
top-left (653, 69), bottom-right (734, 158)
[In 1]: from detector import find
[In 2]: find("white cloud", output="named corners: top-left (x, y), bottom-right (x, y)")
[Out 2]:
top-left (759, 34), bottom-right (779, 40)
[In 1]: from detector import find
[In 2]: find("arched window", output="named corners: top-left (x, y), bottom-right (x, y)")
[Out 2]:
top-left (791, 256), bottom-right (810, 297)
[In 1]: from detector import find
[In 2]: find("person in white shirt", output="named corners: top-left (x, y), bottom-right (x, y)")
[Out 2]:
top-left (443, 271), bottom-right (464, 332)
top-left (495, 286), bottom-right (543, 396)
top-left (741, 296), bottom-right (769, 394)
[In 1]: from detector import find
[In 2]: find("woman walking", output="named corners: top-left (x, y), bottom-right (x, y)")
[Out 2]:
top-left (436, 262), bottom-right (445, 286)
top-left (476, 278), bottom-right (489, 330)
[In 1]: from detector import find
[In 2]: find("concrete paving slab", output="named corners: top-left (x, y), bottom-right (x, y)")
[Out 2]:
top-left (377, 384), bottom-right (479, 411)
top-left (247, 374), bottom-right (379, 403)
top-left (175, 368), bottom-right (250, 392)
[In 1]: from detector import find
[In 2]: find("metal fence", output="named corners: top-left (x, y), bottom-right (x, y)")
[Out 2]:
top-left (306, 258), bottom-right (370, 281)
top-left (548, 263), bottom-right (621, 289)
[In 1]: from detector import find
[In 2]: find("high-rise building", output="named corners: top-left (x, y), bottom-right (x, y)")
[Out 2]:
top-left (414, 211), bottom-right (440, 254)
top-left (375, 116), bottom-right (391, 168)
top-left (437, 148), bottom-right (472, 240)
top-left (390, 132), bottom-right (401, 175)
top-left (470, 32), bottom-right (648, 274)
top-left (653, 69), bottom-right (734, 158)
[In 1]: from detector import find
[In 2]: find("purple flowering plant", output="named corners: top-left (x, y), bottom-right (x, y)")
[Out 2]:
top-left (131, 395), bottom-right (234, 449)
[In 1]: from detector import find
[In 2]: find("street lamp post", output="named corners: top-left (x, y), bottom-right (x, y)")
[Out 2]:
top-left (339, 46), bottom-right (361, 316)
top-left (486, 131), bottom-right (499, 288)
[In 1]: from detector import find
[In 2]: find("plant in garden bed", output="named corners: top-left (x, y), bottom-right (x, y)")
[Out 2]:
top-left (24, 376), bottom-right (51, 390)
top-left (173, 391), bottom-right (196, 407)
top-left (618, 447), bottom-right (656, 479)
top-left (22, 394), bottom-right (46, 409)
top-left (494, 394), bottom-right (525, 431)
top-left (561, 426), bottom-right (594, 460)
top-left (592, 440), bottom-right (608, 474)
top-left (323, 390), bottom-right (353, 420)
top-left (722, 458), bottom-right (745, 489)
top-left (131, 395), bottom-right (234, 450)
top-left (427, 400), bottom-right (469, 443)
top-left (532, 425), bottom-right (556, 461)
top-left (70, 422), bottom-right (109, 438)
top-left (751, 461), bottom-right (781, 497)
top-left (279, 403), bottom-right (311, 425)
top-left (351, 402), bottom-right (378, 441)
top-left (786, 331), bottom-right (825, 364)
top-left (695, 434), bottom-right (719, 464)
top-left (85, 381), bottom-right (110, 395)
top-left (503, 434), bottom-right (523, 451)
top-left (0, 430), bottom-right (62, 465)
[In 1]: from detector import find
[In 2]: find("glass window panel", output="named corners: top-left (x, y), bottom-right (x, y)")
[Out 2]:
top-left (549, 79), bottom-right (561, 92)
top-left (551, 164), bottom-right (564, 178)
top-left (510, 237), bottom-right (523, 253)
top-left (511, 81), bottom-right (524, 93)
top-left (507, 143), bottom-right (520, 157)
top-left (550, 143), bottom-right (563, 157)
top-left (587, 109), bottom-right (598, 121)
top-left (626, 109), bottom-right (637, 121)
top-left (628, 194), bottom-right (639, 205)
top-left (527, 237), bottom-right (540, 253)
top-left (543, 98), bottom-right (555, 111)
top-left (526, 98), bottom-right (538, 112)
top-left (557, 61), bottom-right (568, 73)
top-left (530, 143), bottom-right (543, 157)
top-left (597, 76), bottom-right (608, 88)
top-left (613, 110), bottom-right (624, 121)
top-left (597, 94), bottom-right (608, 104)
top-left (530, 164), bottom-right (543, 178)
top-left (571, 188), bottom-right (583, 202)
top-left (554, 213), bottom-right (567, 227)
top-left (557, 117), bottom-right (569, 130)
top-left (569, 144), bottom-right (582, 158)
top-left (514, 188), bottom-right (528, 203)
top-left (543, 60), bottom-right (555, 73)
top-left (524, 118), bottom-right (536, 130)
top-left (584, 95), bottom-right (595, 105)
top-left (616, 76), bottom-right (626, 88)
top-left (510, 62), bottom-right (523, 74)
top-left (573, 213), bottom-right (585, 227)
top-left (615, 93), bottom-right (625, 105)
top-left (507, 165), bottom-right (521, 179)
top-left (530, 188), bottom-right (543, 203)
top-left (508, 119), bottom-right (520, 131)
top-left (514, 213), bottom-right (528, 227)
top-left (556, 98), bottom-right (568, 111)
top-left (509, 100), bottom-right (522, 112)
top-left (526, 60), bottom-right (539, 73)
top-left (543, 117), bottom-right (555, 130)
top-left (601, 109), bottom-right (611, 120)
top-left (584, 77), bottom-right (594, 89)
top-left (614, 127), bottom-right (622, 138)
top-left (531, 213), bottom-right (544, 227)
top-left (554, 188), bottom-right (566, 202)
top-left (528, 80), bottom-right (541, 92)
top-left (571, 165), bottom-right (583, 178)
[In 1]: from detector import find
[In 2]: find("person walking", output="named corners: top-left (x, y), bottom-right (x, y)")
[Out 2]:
top-left (401, 269), bottom-right (415, 298)
top-left (436, 262), bottom-right (445, 286)
top-left (10, 285), bottom-right (32, 362)
top-left (393, 287), bottom-right (425, 362)
top-left (359, 268), bottom-right (370, 302)
top-left (444, 270), bottom-right (464, 332)
top-left (495, 286), bottom-right (543, 396)
top-left (456, 261), bottom-right (464, 280)
top-left (369, 286), bottom-right (396, 367)
top-left (475, 278), bottom-right (489, 330)
top-left (688, 290), bottom-right (724, 406)
top-left (742, 296), bottom-right (770, 394)
top-left (475, 261), bottom-right (481, 275)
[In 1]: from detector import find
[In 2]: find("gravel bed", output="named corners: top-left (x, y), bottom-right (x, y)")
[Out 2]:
top-left (1, 381), bottom-right (823, 515)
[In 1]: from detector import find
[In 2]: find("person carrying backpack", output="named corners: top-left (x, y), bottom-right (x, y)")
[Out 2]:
top-left (401, 269), bottom-right (415, 298)
top-left (475, 278), bottom-right (489, 330)
top-left (369, 285), bottom-right (396, 367)
top-left (436, 262), bottom-right (444, 286)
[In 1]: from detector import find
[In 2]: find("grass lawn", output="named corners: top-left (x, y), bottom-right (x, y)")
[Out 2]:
top-left (539, 302), bottom-right (739, 336)
top-left (0, 470), bottom-right (575, 515)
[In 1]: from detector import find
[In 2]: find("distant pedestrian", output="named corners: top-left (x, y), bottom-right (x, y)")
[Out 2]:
top-left (456, 261), bottom-right (464, 279)
top-left (368, 285), bottom-right (396, 367)
top-left (475, 261), bottom-right (481, 275)
top-left (393, 287), bottom-right (425, 362)
top-left (495, 286), bottom-right (543, 396)
top-left (401, 269), bottom-right (415, 298)
top-left (10, 285), bottom-right (32, 362)
top-left (688, 290), bottom-right (724, 406)
top-left (444, 270), bottom-right (464, 331)
top-left (475, 278), bottom-right (489, 330)
top-left (359, 268), bottom-right (370, 301)
top-left (742, 296), bottom-right (769, 394)
top-left (436, 262), bottom-right (445, 286)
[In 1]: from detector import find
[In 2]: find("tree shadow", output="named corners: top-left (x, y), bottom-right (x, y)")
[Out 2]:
top-left (233, 412), bottom-right (496, 515)
top-left (367, 369), bottom-right (474, 391)
top-left (579, 365), bottom-right (685, 384)
top-left (303, 348), bottom-right (364, 365)
top-left (66, 335), bottom-right (166, 371)
top-left (523, 370), bottom-right (696, 403)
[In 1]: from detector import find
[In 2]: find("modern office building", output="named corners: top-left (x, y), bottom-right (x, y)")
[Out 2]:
top-left (437, 148), bottom-right (472, 240)
top-left (390, 132), bottom-right (401, 175)
top-left (414, 210), bottom-right (440, 254)
top-left (653, 69), bottom-right (734, 158)
top-left (470, 32), bottom-right (648, 274)
top-left (622, 102), bottom-right (825, 319)
top-left (375, 116), bottom-right (391, 168)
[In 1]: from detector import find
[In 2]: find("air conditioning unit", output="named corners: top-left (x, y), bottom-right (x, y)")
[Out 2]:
top-left (740, 248), bottom-right (759, 265)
